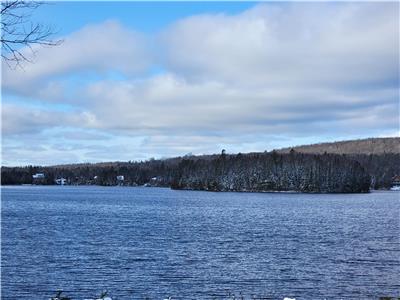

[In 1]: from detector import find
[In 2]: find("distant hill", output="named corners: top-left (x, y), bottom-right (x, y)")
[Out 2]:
top-left (276, 137), bottom-right (399, 155)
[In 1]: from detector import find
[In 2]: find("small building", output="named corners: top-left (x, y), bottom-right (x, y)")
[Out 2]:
top-left (32, 173), bottom-right (45, 179)
top-left (55, 178), bottom-right (67, 185)
top-left (145, 176), bottom-right (162, 187)
top-left (391, 175), bottom-right (400, 187)
top-left (116, 175), bottom-right (124, 186)
top-left (32, 173), bottom-right (46, 185)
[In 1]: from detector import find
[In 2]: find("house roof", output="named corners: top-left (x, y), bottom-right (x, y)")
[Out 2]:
top-left (392, 175), bottom-right (400, 181)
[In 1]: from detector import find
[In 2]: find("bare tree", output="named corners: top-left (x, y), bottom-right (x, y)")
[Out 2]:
top-left (1, 1), bottom-right (62, 67)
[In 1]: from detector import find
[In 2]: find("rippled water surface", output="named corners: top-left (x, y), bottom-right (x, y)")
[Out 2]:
top-left (1, 186), bottom-right (399, 299)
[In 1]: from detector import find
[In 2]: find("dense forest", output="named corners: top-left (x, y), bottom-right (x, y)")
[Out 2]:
top-left (171, 152), bottom-right (371, 193)
top-left (277, 137), bottom-right (400, 189)
top-left (0, 151), bottom-right (372, 193)
top-left (1, 138), bottom-right (398, 193)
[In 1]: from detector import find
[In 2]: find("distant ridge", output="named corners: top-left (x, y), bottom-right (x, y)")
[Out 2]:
top-left (276, 137), bottom-right (399, 155)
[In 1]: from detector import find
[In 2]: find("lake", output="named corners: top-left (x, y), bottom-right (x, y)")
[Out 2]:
top-left (1, 186), bottom-right (399, 299)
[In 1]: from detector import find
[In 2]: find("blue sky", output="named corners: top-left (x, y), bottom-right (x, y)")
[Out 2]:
top-left (33, 2), bottom-right (258, 34)
top-left (1, 2), bottom-right (399, 166)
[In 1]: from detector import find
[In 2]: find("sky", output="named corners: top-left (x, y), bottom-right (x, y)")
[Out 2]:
top-left (1, 1), bottom-right (399, 166)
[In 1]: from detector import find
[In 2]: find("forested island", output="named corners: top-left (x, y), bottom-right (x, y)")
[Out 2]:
top-left (1, 137), bottom-right (399, 193)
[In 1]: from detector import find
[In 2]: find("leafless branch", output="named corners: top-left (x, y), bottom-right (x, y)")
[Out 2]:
top-left (1, 0), bottom-right (63, 68)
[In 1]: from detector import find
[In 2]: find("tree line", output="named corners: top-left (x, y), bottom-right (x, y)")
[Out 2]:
top-left (171, 151), bottom-right (371, 193)
top-left (2, 150), bottom-right (396, 193)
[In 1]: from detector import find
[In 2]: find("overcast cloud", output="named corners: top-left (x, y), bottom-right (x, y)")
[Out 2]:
top-left (1, 2), bottom-right (399, 166)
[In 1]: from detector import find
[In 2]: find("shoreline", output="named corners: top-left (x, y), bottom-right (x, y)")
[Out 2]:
top-left (2, 184), bottom-right (395, 194)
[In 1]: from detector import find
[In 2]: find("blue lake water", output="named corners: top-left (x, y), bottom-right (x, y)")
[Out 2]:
top-left (1, 186), bottom-right (399, 299)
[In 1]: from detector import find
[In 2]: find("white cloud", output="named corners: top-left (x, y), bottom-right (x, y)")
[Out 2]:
top-left (1, 2), bottom-right (399, 164)
top-left (82, 71), bottom-right (398, 139)
top-left (2, 20), bottom-right (150, 96)
top-left (161, 3), bottom-right (398, 88)
top-left (1, 103), bottom-right (96, 135)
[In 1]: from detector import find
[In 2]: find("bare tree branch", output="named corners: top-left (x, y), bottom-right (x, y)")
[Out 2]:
top-left (1, 0), bottom-right (63, 68)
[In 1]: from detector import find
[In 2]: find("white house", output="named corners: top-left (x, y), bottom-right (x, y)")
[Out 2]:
top-left (32, 173), bottom-right (45, 179)
top-left (116, 175), bottom-right (124, 181)
top-left (55, 178), bottom-right (67, 185)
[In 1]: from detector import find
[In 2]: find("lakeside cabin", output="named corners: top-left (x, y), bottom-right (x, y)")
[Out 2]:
top-left (32, 173), bottom-right (45, 179)
top-left (55, 178), bottom-right (67, 185)
top-left (32, 173), bottom-right (46, 185)
top-left (116, 175), bottom-right (124, 186)
top-left (391, 175), bottom-right (400, 190)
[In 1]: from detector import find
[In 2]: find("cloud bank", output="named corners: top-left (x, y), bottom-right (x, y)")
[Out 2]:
top-left (2, 2), bottom-right (399, 165)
